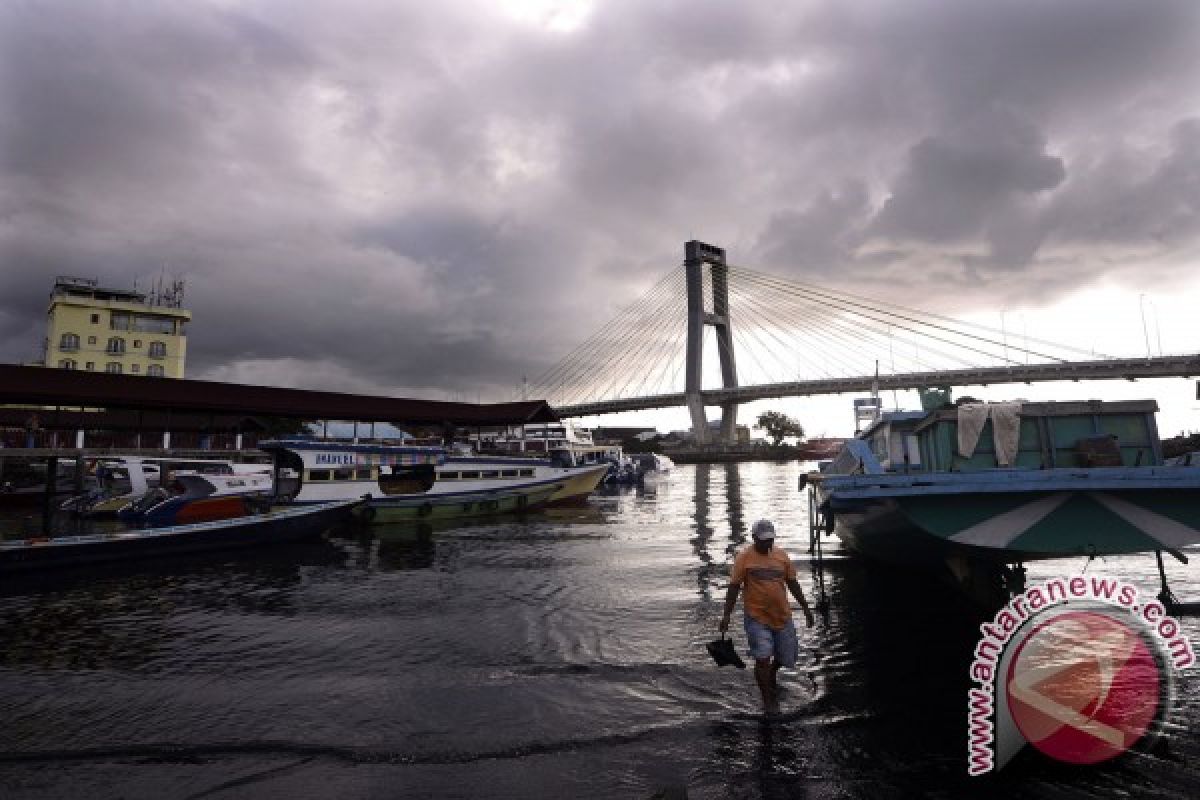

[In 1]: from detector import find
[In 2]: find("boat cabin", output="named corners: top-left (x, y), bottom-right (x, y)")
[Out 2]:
top-left (262, 440), bottom-right (448, 498)
top-left (912, 400), bottom-right (1163, 472)
top-left (856, 411), bottom-right (927, 472)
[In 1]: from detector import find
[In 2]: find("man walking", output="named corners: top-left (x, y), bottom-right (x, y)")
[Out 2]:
top-left (719, 518), bottom-right (814, 713)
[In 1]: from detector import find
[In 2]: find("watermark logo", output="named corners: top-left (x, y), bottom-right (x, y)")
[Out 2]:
top-left (967, 576), bottom-right (1194, 775)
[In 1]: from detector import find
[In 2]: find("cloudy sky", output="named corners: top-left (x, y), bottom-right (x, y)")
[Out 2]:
top-left (2, 0), bottom-right (1199, 432)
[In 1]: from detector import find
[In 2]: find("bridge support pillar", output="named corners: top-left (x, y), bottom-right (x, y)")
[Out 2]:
top-left (684, 240), bottom-right (739, 445)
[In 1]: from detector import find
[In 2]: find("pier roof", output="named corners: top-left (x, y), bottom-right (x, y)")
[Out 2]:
top-left (0, 365), bottom-right (557, 426)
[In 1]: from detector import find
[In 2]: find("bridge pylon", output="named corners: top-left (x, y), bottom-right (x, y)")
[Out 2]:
top-left (685, 240), bottom-right (739, 445)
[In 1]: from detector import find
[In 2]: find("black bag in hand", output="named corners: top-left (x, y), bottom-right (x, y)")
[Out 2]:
top-left (706, 633), bottom-right (746, 669)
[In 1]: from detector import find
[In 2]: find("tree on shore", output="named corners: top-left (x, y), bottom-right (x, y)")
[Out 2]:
top-left (756, 411), bottom-right (805, 447)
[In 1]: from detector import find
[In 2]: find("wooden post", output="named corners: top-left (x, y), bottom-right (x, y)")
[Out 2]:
top-left (42, 456), bottom-right (58, 535)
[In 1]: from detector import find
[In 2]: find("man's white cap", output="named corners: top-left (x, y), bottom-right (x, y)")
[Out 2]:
top-left (751, 519), bottom-right (776, 540)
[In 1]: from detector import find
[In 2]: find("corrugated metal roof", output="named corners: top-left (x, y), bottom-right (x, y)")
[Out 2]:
top-left (0, 365), bottom-right (557, 426)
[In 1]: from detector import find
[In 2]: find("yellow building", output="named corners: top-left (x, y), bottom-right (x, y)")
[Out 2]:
top-left (43, 277), bottom-right (191, 378)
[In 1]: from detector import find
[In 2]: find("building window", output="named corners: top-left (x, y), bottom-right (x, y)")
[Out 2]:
top-left (133, 339), bottom-right (142, 348)
top-left (58, 359), bottom-right (77, 370)
top-left (110, 313), bottom-right (131, 331)
top-left (90, 313), bottom-right (99, 324)
top-left (105, 362), bottom-right (122, 374)
top-left (59, 333), bottom-right (80, 351)
top-left (85, 362), bottom-right (95, 371)
top-left (131, 364), bottom-right (141, 373)
top-left (133, 315), bottom-right (176, 335)
top-left (147, 364), bottom-right (165, 377)
top-left (106, 337), bottom-right (125, 354)
top-left (148, 341), bottom-right (167, 358)
top-left (87, 335), bottom-right (96, 345)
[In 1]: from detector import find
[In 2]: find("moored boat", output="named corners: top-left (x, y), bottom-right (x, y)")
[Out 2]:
top-left (63, 457), bottom-right (272, 518)
top-left (810, 399), bottom-right (1200, 606)
top-left (259, 439), bottom-right (609, 523)
top-left (116, 470), bottom-right (273, 527)
top-left (0, 499), bottom-right (360, 574)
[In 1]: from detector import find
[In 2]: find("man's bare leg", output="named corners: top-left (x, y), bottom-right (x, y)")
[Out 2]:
top-left (754, 658), bottom-right (779, 713)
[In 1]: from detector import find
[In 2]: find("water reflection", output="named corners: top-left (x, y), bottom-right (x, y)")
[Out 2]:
top-left (0, 539), bottom-right (345, 671)
top-left (691, 465), bottom-right (716, 599)
top-left (373, 525), bottom-right (436, 571)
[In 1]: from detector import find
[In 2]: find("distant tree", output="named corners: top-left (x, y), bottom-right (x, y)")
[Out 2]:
top-left (756, 411), bottom-right (805, 447)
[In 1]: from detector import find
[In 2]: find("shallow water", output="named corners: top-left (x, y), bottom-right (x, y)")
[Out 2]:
top-left (1, 462), bottom-right (1197, 798)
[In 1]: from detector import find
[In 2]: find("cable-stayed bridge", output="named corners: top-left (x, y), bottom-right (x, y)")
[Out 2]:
top-left (532, 241), bottom-right (1200, 443)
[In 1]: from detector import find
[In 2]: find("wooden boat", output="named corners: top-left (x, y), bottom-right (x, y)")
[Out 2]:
top-left (810, 400), bottom-right (1200, 605)
top-left (259, 440), bottom-right (608, 523)
top-left (0, 499), bottom-right (359, 574)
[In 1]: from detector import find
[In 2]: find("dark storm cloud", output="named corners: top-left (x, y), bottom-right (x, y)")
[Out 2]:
top-left (872, 112), bottom-right (1066, 247)
top-left (3, 0), bottom-right (1200, 397)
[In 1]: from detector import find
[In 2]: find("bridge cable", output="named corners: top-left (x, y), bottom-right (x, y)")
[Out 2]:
top-left (728, 266), bottom-right (1048, 365)
top-left (533, 266), bottom-right (683, 402)
top-left (728, 264), bottom-right (1089, 364)
top-left (532, 267), bottom-right (684, 403)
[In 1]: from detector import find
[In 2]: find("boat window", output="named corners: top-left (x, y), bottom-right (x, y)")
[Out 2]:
top-left (308, 469), bottom-right (331, 481)
top-left (501, 469), bottom-right (518, 478)
top-left (518, 469), bottom-right (534, 477)
top-left (332, 468), bottom-right (354, 481)
top-left (460, 471), bottom-right (480, 479)
top-left (481, 471), bottom-right (500, 479)
top-left (355, 468), bottom-right (373, 480)
top-left (379, 465), bottom-right (436, 496)
top-left (438, 472), bottom-right (459, 480)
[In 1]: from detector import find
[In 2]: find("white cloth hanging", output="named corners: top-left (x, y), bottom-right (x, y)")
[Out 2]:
top-left (957, 403), bottom-right (989, 458)
top-left (990, 402), bottom-right (1023, 466)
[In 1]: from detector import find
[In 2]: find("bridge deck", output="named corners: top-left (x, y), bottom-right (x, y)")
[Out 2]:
top-left (555, 355), bottom-right (1200, 417)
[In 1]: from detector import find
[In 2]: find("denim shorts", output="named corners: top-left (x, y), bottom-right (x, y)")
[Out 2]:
top-left (744, 615), bottom-right (798, 667)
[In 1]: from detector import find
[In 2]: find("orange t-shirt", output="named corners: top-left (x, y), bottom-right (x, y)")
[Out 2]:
top-left (730, 546), bottom-right (796, 629)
